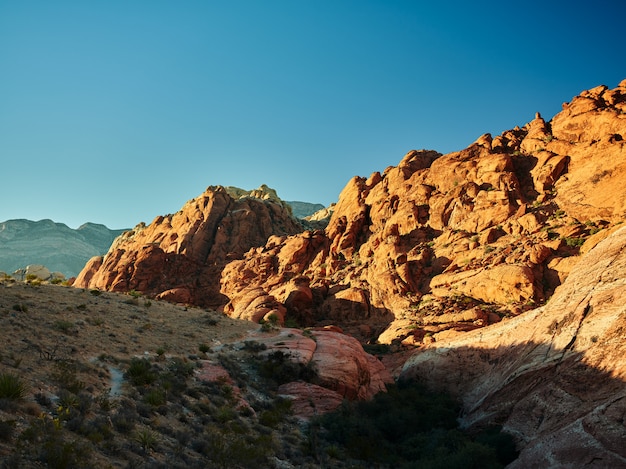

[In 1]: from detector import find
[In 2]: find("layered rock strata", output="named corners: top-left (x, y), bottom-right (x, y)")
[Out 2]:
top-left (400, 224), bottom-right (626, 468)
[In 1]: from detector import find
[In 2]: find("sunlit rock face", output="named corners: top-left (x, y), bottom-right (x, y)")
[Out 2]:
top-left (76, 81), bottom-right (626, 346)
top-left (221, 80), bottom-right (626, 342)
top-left (74, 185), bottom-right (304, 307)
top-left (401, 225), bottom-right (626, 468)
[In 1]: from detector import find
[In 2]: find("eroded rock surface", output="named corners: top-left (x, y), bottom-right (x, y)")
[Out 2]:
top-left (74, 185), bottom-right (304, 307)
top-left (221, 80), bottom-right (626, 343)
top-left (253, 327), bottom-right (392, 404)
top-left (401, 225), bottom-right (626, 468)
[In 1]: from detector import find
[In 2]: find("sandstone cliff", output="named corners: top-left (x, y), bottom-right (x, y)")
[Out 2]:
top-left (76, 80), bottom-right (626, 346)
top-left (74, 185), bottom-right (304, 307)
top-left (221, 80), bottom-right (626, 342)
top-left (401, 224), bottom-right (626, 468)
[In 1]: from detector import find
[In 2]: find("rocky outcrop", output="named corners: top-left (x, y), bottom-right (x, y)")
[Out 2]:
top-left (10, 264), bottom-right (64, 282)
top-left (0, 219), bottom-right (126, 277)
top-left (74, 185), bottom-right (304, 307)
top-left (74, 81), bottom-right (626, 345)
top-left (251, 327), bottom-right (392, 417)
top-left (400, 225), bottom-right (626, 467)
top-left (220, 80), bottom-right (626, 343)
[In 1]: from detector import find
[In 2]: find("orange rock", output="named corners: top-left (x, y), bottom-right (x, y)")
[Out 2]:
top-left (74, 185), bottom-right (304, 307)
top-left (252, 328), bottom-right (392, 401)
top-left (277, 381), bottom-right (343, 420)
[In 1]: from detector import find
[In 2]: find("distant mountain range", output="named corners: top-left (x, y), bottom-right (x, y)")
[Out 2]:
top-left (0, 219), bottom-right (127, 277)
top-left (285, 201), bottom-right (325, 219)
top-left (0, 201), bottom-right (326, 278)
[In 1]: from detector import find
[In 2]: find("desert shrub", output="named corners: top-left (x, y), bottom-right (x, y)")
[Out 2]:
top-left (111, 406), bottom-right (138, 433)
top-left (125, 358), bottom-right (157, 386)
top-left (168, 357), bottom-right (196, 378)
top-left (242, 340), bottom-right (267, 353)
top-left (256, 351), bottom-right (317, 387)
top-left (144, 389), bottom-right (167, 407)
top-left (201, 424), bottom-right (274, 468)
top-left (564, 236), bottom-right (585, 247)
top-left (41, 436), bottom-right (92, 469)
top-left (312, 381), bottom-right (518, 467)
top-left (51, 360), bottom-right (85, 394)
top-left (0, 372), bottom-right (28, 400)
top-left (0, 419), bottom-right (16, 441)
top-left (53, 319), bottom-right (75, 334)
top-left (12, 303), bottom-right (27, 312)
top-left (19, 415), bottom-right (92, 469)
top-left (134, 427), bottom-right (159, 452)
top-left (259, 397), bottom-right (292, 428)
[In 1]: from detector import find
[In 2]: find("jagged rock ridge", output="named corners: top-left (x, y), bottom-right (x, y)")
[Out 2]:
top-left (220, 80), bottom-right (626, 342)
top-left (77, 80), bottom-right (626, 345)
top-left (74, 185), bottom-right (305, 307)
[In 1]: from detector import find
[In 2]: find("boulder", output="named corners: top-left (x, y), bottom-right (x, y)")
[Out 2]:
top-left (252, 328), bottom-right (392, 402)
top-left (277, 381), bottom-right (344, 420)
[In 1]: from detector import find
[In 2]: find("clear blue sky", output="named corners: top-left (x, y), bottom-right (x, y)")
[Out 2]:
top-left (1, 1), bottom-right (625, 229)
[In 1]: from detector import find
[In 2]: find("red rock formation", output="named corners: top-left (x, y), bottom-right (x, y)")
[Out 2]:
top-left (252, 327), bottom-right (392, 402)
top-left (221, 80), bottom-right (626, 343)
top-left (76, 80), bottom-right (626, 347)
top-left (277, 381), bottom-right (344, 420)
top-left (74, 185), bottom-right (304, 307)
top-left (400, 224), bottom-right (626, 468)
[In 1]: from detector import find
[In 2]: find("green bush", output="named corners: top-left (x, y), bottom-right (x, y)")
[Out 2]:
top-left (312, 381), bottom-right (518, 467)
top-left (0, 372), bottom-right (28, 400)
top-left (125, 358), bottom-right (156, 386)
top-left (144, 389), bottom-right (167, 407)
top-left (256, 351), bottom-right (317, 387)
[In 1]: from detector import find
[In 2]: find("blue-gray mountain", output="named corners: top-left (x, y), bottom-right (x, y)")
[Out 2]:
top-left (0, 219), bottom-right (127, 277)
top-left (0, 201), bottom-right (324, 278)
top-left (285, 201), bottom-right (325, 219)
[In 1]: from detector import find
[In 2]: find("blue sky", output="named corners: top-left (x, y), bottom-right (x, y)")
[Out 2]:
top-left (1, 1), bottom-right (625, 229)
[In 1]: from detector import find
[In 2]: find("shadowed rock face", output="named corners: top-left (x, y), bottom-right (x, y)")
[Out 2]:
top-left (74, 185), bottom-right (304, 307)
top-left (400, 225), bottom-right (626, 468)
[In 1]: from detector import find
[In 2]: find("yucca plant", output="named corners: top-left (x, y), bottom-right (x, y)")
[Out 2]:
top-left (0, 372), bottom-right (28, 400)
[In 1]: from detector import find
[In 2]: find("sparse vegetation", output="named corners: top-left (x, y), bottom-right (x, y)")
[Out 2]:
top-left (311, 380), bottom-right (518, 467)
top-left (0, 372), bottom-right (28, 400)
top-left (564, 236), bottom-right (585, 247)
top-left (0, 261), bottom-right (523, 468)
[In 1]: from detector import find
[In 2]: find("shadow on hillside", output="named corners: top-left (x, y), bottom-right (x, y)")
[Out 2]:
top-left (401, 340), bottom-right (626, 466)
top-left (311, 296), bottom-right (395, 341)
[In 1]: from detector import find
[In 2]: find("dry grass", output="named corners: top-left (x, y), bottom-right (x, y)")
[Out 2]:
top-left (0, 279), bottom-right (325, 468)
